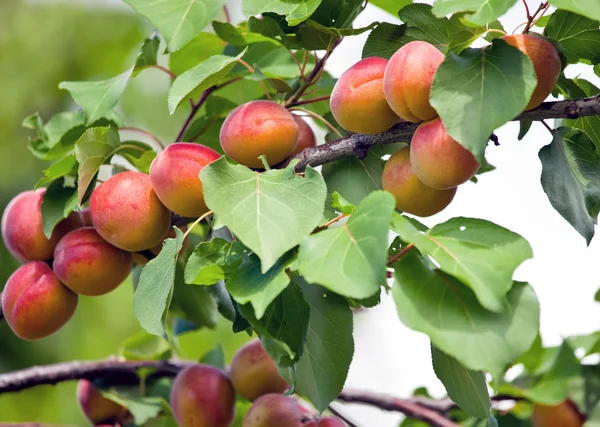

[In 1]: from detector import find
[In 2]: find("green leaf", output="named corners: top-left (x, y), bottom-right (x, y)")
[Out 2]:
top-left (431, 345), bottom-right (491, 419)
top-left (74, 126), bottom-right (121, 203)
top-left (368, 0), bottom-right (412, 16)
top-left (133, 34), bottom-right (160, 76)
top-left (430, 39), bottom-right (537, 161)
top-left (168, 50), bottom-right (246, 114)
top-left (248, 15), bottom-right (303, 50)
top-left (539, 127), bottom-right (600, 244)
top-left (331, 192), bottom-right (355, 215)
top-left (391, 214), bottom-right (533, 312)
top-left (229, 43), bottom-right (301, 79)
top-left (212, 21), bottom-right (276, 46)
top-left (545, 10), bottom-right (600, 64)
top-left (123, 0), bottom-right (227, 52)
top-left (297, 191), bottom-right (395, 299)
top-left (290, 278), bottom-right (354, 413)
top-left (547, 0), bottom-right (600, 22)
top-left (171, 264), bottom-right (219, 329)
top-left (59, 68), bottom-right (133, 124)
top-left (169, 32), bottom-right (227, 76)
top-left (36, 154), bottom-right (78, 188)
top-left (124, 397), bottom-right (164, 425)
top-left (563, 79), bottom-right (600, 148)
top-left (120, 330), bottom-right (172, 361)
top-left (117, 141), bottom-right (157, 174)
top-left (184, 238), bottom-right (248, 285)
top-left (242, 0), bottom-right (322, 26)
top-left (227, 251), bottom-right (295, 319)
top-left (299, 20), bottom-right (376, 50)
top-left (518, 120), bottom-right (533, 141)
top-left (393, 252), bottom-right (540, 374)
top-left (40, 179), bottom-right (78, 239)
top-left (201, 158), bottom-right (327, 273)
top-left (432, 0), bottom-right (518, 26)
top-left (200, 344), bottom-right (226, 369)
top-left (134, 228), bottom-right (184, 337)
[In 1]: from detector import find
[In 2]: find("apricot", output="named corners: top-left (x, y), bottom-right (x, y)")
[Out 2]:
top-left (330, 57), bottom-right (399, 134)
top-left (410, 117), bottom-right (479, 189)
top-left (90, 171), bottom-right (171, 252)
top-left (170, 364), bottom-right (235, 427)
top-left (77, 379), bottom-right (128, 425)
top-left (1, 261), bottom-right (77, 340)
top-left (319, 417), bottom-right (346, 426)
top-left (532, 401), bottom-right (583, 427)
top-left (502, 34), bottom-right (561, 110)
top-left (53, 227), bottom-right (133, 296)
top-left (150, 143), bottom-right (220, 217)
top-left (383, 41), bottom-right (444, 123)
top-left (220, 100), bottom-right (299, 168)
top-left (230, 339), bottom-right (289, 401)
top-left (243, 394), bottom-right (303, 427)
top-left (382, 146), bottom-right (456, 217)
top-left (79, 207), bottom-right (93, 227)
top-left (291, 116), bottom-right (317, 155)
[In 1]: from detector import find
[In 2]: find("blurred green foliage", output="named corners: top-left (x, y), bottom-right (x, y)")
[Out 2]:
top-left (0, 1), bottom-right (249, 423)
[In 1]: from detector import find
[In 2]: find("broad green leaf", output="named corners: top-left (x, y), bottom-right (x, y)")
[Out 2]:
top-left (123, 0), bottom-right (227, 52)
top-left (545, 10), bottom-right (600, 64)
top-left (74, 126), bottom-right (121, 202)
top-left (393, 252), bottom-right (540, 374)
top-left (431, 345), bottom-right (491, 419)
top-left (169, 32), bottom-right (227, 75)
top-left (168, 50), bottom-right (246, 114)
top-left (212, 21), bottom-right (276, 46)
top-left (432, 0), bottom-right (517, 26)
top-left (124, 397), bottom-right (164, 425)
top-left (227, 251), bottom-right (295, 319)
top-left (229, 43), bottom-right (301, 79)
top-left (299, 20), bottom-right (377, 50)
top-left (539, 127), bottom-right (600, 244)
top-left (391, 214), bottom-right (533, 312)
top-left (331, 192), bottom-right (355, 215)
top-left (171, 264), bottom-right (219, 329)
top-left (201, 158), bottom-right (327, 273)
top-left (562, 79), bottom-right (600, 149)
top-left (242, 0), bottom-right (322, 26)
top-left (36, 154), bottom-right (78, 188)
top-left (248, 16), bottom-right (302, 50)
top-left (297, 191), bottom-right (395, 299)
top-left (290, 278), bottom-right (354, 412)
top-left (184, 238), bottom-right (248, 285)
top-left (120, 330), bottom-right (172, 361)
top-left (59, 68), bottom-right (133, 124)
top-left (133, 34), bottom-right (160, 77)
top-left (430, 39), bottom-right (537, 161)
top-left (362, 22), bottom-right (405, 59)
top-left (134, 229), bottom-right (184, 337)
top-left (547, 0), bottom-right (600, 22)
top-left (368, 0), bottom-right (412, 16)
top-left (40, 179), bottom-right (78, 239)
top-left (117, 141), bottom-right (157, 174)
top-left (200, 344), bottom-right (226, 369)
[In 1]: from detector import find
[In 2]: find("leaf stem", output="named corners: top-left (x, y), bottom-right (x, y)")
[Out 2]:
top-left (183, 211), bottom-right (213, 240)
top-left (541, 120), bottom-right (554, 134)
top-left (522, 0), bottom-right (532, 21)
top-left (522, 1), bottom-right (549, 33)
top-left (387, 243), bottom-right (415, 266)
top-left (150, 65), bottom-right (177, 80)
top-left (313, 213), bottom-right (349, 233)
top-left (290, 107), bottom-right (343, 138)
top-left (119, 127), bottom-right (164, 148)
top-left (236, 59), bottom-right (272, 100)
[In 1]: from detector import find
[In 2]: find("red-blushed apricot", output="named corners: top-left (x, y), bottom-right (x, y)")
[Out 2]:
top-left (150, 143), bottom-right (221, 217)
top-left (291, 116), bottom-right (317, 155)
top-left (318, 416), bottom-right (347, 426)
top-left (220, 100), bottom-right (299, 168)
top-left (502, 34), bottom-right (561, 110)
top-left (53, 227), bottom-right (133, 296)
top-left (170, 364), bottom-right (236, 427)
top-left (230, 339), bottom-right (289, 401)
top-left (243, 394), bottom-right (303, 427)
top-left (410, 117), bottom-right (479, 189)
top-left (382, 146), bottom-right (456, 217)
top-left (532, 401), bottom-right (584, 427)
top-left (1, 261), bottom-right (77, 340)
top-left (77, 379), bottom-right (129, 425)
top-left (90, 171), bottom-right (171, 252)
top-left (330, 57), bottom-right (399, 135)
top-left (383, 41), bottom-right (444, 123)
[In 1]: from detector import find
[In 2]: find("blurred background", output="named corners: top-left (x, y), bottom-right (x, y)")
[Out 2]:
top-left (0, 1), bottom-right (599, 426)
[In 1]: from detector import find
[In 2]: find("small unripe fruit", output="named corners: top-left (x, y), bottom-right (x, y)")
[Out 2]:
top-left (2, 261), bottom-right (77, 340)
top-left (384, 41), bottom-right (444, 123)
top-left (410, 117), bottom-right (479, 189)
top-left (330, 57), bottom-right (399, 134)
top-left (291, 116), bottom-right (317, 155)
top-left (53, 227), bottom-right (133, 296)
top-left (532, 401), bottom-right (583, 427)
top-left (382, 146), bottom-right (456, 217)
top-left (150, 143), bottom-right (220, 217)
top-left (230, 339), bottom-right (289, 401)
top-left (77, 379), bottom-right (128, 425)
top-left (90, 171), bottom-right (171, 252)
top-left (170, 364), bottom-right (236, 427)
top-left (502, 34), bottom-right (561, 110)
top-left (243, 394), bottom-right (303, 427)
top-left (220, 100), bottom-right (299, 168)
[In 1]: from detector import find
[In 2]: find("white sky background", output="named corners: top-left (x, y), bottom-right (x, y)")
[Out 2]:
top-left (27, 0), bottom-right (600, 426)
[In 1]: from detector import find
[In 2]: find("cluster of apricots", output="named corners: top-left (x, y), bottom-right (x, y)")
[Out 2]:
top-left (76, 340), bottom-right (345, 427)
top-left (330, 36), bottom-right (560, 217)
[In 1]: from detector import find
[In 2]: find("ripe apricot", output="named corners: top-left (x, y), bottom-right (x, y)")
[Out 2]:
top-left (532, 401), bottom-right (584, 427)
top-left (330, 57), bottom-right (399, 134)
top-left (77, 380), bottom-right (129, 425)
top-left (382, 146), bottom-right (456, 217)
top-left (1, 261), bottom-right (77, 340)
top-left (243, 394), bottom-right (303, 427)
top-left (410, 117), bottom-right (479, 189)
top-left (150, 143), bottom-right (220, 217)
top-left (291, 116), bottom-right (317, 155)
top-left (383, 41), bottom-right (444, 123)
top-left (90, 171), bottom-right (171, 252)
top-left (502, 34), bottom-right (561, 110)
top-left (220, 100), bottom-right (299, 168)
top-left (53, 227), bottom-right (133, 296)
top-left (230, 339), bottom-right (289, 401)
top-left (319, 417), bottom-right (346, 426)
top-left (170, 364), bottom-right (235, 427)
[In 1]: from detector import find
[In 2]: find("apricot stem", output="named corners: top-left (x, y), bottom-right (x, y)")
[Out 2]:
top-left (290, 108), bottom-right (343, 138)
top-left (183, 211), bottom-right (213, 240)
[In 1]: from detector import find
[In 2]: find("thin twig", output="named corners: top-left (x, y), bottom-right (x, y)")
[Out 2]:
top-left (387, 243), bottom-right (415, 266)
top-left (522, 0), bottom-right (532, 21)
top-left (287, 95), bottom-right (331, 108)
top-left (119, 127), bottom-right (165, 148)
top-left (522, 2), bottom-right (549, 33)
